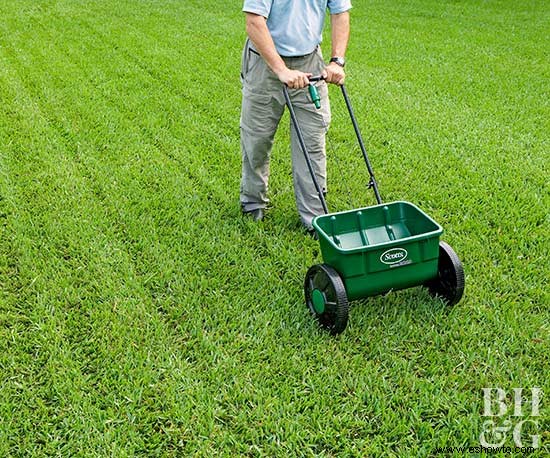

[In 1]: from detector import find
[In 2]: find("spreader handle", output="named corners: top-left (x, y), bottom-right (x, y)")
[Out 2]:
top-left (283, 85), bottom-right (329, 214)
top-left (308, 75), bottom-right (325, 82)
top-left (340, 84), bottom-right (383, 205)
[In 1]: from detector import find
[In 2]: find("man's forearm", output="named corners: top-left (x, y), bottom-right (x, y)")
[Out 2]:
top-left (330, 12), bottom-right (350, 57)
top-left (245, 13), bottom-right (287, 75)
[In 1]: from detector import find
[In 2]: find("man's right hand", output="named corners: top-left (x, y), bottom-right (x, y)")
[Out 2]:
top-left (277, 68), bottom-right (313, 89)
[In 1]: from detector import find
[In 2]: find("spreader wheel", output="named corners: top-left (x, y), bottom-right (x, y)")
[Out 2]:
top-left (426, 241), bottom-right (465, 306)
top-left (304, 264), bottom-right (349, 335)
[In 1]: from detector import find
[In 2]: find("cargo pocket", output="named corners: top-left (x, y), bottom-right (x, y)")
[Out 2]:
top-left (240, 39), bottom-right (263, 84)
top-left (240, 39), bottom-right (250, 83)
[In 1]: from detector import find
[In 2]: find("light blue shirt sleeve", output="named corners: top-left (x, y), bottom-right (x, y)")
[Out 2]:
top-left (242, 0), bottom-right (272, 18)
top-left (327, 0), bottom-right (351, 14)
top-left (327, 0), bottom-right (352, 15)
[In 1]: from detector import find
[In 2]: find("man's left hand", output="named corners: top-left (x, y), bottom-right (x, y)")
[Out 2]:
top-left (323, 62), bottom-right (346, 85)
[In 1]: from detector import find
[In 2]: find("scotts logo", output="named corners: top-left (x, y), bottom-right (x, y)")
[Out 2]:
top-left (380, 248), bottom-right (408, 265)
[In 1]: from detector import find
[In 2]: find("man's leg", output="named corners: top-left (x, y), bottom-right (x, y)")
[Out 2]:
top-left (240, 42), bottom-right (285, 214)
top-left (240, 93), bottom-right (282, 213)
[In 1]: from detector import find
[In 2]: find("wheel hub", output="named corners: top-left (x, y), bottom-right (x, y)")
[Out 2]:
top-left (312, 289), bottom-right (325, 314)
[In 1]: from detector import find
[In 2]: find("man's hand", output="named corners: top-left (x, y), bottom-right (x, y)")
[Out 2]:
top-left (323, 62), bottom-right (345, 85)
top-left (277, 68), bottom-right (313, 89)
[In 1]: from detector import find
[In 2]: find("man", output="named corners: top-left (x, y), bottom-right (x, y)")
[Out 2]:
top-left (239, 0), bottom-right (352, 233)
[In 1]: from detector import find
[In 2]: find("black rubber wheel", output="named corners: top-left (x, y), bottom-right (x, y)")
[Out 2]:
top-left (425, 241), bottom-right (465, 306)
top-left (304, 264), bottom-right (349, 335)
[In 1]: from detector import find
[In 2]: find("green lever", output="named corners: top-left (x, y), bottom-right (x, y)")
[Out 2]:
top-left (308, 83), bottom-right (321, 109)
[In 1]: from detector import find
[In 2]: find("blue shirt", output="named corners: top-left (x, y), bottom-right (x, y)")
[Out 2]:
top-left (243, 0), bottom-right (352, 56)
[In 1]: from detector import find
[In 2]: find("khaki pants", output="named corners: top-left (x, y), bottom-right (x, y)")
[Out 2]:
top-left (239, 39), bottom-right (331, 229)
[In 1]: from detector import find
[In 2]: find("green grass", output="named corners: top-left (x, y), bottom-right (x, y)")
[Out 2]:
top-left (0, 0), bottom-right (548, 456)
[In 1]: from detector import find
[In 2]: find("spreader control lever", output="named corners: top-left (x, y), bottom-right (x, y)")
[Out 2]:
top-left (308, 75), bottom-right (325, 109)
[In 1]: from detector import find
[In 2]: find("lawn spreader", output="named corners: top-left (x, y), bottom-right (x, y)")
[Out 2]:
top-left (283, 77), bottom-right (465, 335)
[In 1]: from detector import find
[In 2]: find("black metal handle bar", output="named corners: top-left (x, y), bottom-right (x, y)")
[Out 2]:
top-left (283, 82), bottom-right (382, 216)
top-left (339, 85), bottom-right (382, 205)
top-left (283, 85), bottom-right (329, 214)
top-left (308, 75), bottom-right (325, 82)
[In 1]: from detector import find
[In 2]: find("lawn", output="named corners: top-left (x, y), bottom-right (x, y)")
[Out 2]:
top-left (0, 0), bottom-right (548, 456)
